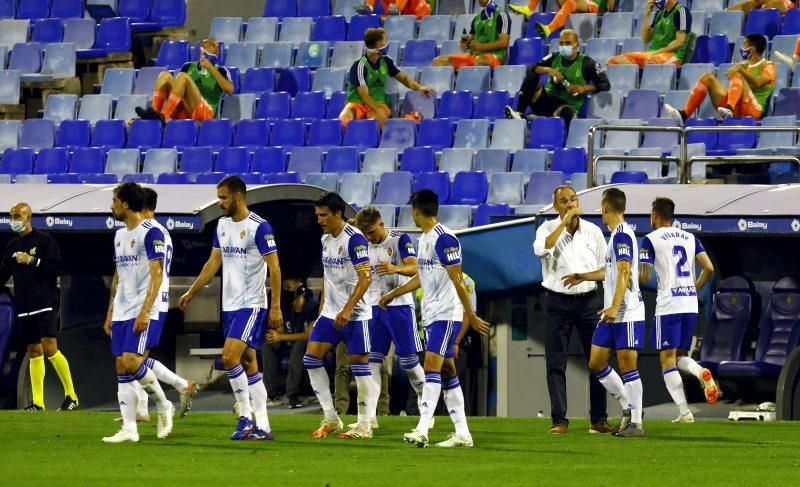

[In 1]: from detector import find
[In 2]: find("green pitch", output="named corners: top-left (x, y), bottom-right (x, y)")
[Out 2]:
top-left (1, 412), bottom-right (799, 485)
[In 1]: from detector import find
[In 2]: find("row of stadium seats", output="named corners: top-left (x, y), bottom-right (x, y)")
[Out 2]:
top-left (0, 0), bottom-right (186, 31)
top-left (1, 0), bottom-right (85, 20)
top-left (0, 17), bottom-right (131, 59)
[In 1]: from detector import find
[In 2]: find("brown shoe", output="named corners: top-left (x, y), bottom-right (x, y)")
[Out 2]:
top-left (589, 421), bottom-right (612, 434)
top-left (548, 423), bottom-right (568, 435)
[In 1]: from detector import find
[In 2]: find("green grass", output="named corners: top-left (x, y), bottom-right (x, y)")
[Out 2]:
top-left (1, 412), bottom-right (799, 485)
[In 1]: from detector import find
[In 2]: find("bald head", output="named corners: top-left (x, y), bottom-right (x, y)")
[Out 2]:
top-left (9, 202), bottom-right (33, 234)
top-left (10, 202), bottom-right (31, 219)
top-left (560, 29), bottom-right (579, 44)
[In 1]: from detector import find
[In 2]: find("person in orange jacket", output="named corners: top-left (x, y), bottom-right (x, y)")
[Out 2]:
top-left (354, 0), bottom-right (432, 20)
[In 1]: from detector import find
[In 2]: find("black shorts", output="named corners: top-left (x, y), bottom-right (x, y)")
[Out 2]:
top-left (19, 310), bottom-right (59, 345)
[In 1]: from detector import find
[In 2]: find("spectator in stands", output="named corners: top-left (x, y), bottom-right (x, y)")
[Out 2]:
top-left (504, 29), bottom-right (610, 126)
top-left (340, 28), bottom-right (434, 129)
top-left (431, 0), bottom-right (511, 71)
top-left (774, 39), bottom-right (800, 73)
top-left (136, 38), bottom-right (234, 124)
top-left (663, 34), bottom-right (775, 122)
top-left (353, 0), bottom-right (432, 19)
top-left (263, 277), bottom-right (317, 410)
top-left (726, 0), bottom-right (796, 18)
top-left (607, 0), bottom-right (692, 67)
top-left (510, 0), bottom-right (617, 39)
top-left (1, 203), bottom-right (78, 412)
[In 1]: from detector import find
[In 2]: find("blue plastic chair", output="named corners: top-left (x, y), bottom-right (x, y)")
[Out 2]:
top-left (101, 68), bottom-right (136, 97)
top-left (783, 8), bottom-right (800, 35)
top-left (487, 172), bottom-right (525, 206)
top-left (244, 17), bottom-right (278, 43)
top-left (180, 147), bottom-right (214, 174)
top-left (241, 68), bottom-right (276, 95)
top-left (474, 149), bottom-right (510, 176)
top-left (69, 147), bottom-right (104, 174)
top-left (91, 119), bottom-right (126, 152)
top-left (685, 117), bottom-right (718, 150)
top-left (275, 67), bottom-right (311, 97)
top-left (162, 120), bottom-right (197, 151)
top-left (287, 146), bottom-right (323, 182)
top-left (155, 40), bottom-right (190, 69)
top-left (323, 146), bottom-right (359, 175)
top-left (84, 173), bottom-right (118, 184)
top-left (194, 172), bottom-right (226, 184)
top-left (215, 147), bottom-right (251, 174)
top-left (551, 147), bottom-right (587, 177)
top-left (710, 117), bottom-right (757, 153)
top-left (437, 91), bottom-right (473, 122)
top-left (270, 118), bottom-right (306, 149)
top-left (9, 43), bottom-right (42, 76)
top-left (210, 17), bottom-right (243, 46)
top-left (279, 17), bottom-right (313, 45)
top-left (126, 120), bottom-right (162, 151)
top-left (526, 12), bottom-right (559, 39)
top-left (413, 171), bottom-right (450, 203)
top-left (142, 148), bottom-right (178, 175)
top-left (380, 119), bottom-right (417, 151)
top-left (373, 171), bottom-right (413, 205)
top-left (251, 147), bottom-right (286, 173)
top-left (474, 203), bottom-right (512, 226)
top-left (621, 89), bottom-right (660, 119)
top-left (362, 148), bottom-right (397, 175)
top-left (744, 8), bottom-right (781, 39)
top-left (512, 149), bottom-right (548, 178)
top-left (307, 172), bottom-right (339, 191)
top-left (16, 0), bottom-right (48, 20)
top-left (473, 91), bottom-right (509, 121)
top-left (691, 35), bottom-right (729, 66)
top-left (78, 17), bottom-right (132, 58)
top-left (56, 119), bottom-right (91, 149)
top-left (260, 42), bottom-right (295, 68)
top-left (525, 171), bottom-right (566, 205)
top-left (326, 90), bottom-right (347, 118)
top-left (600, 12), bottom-right (634, 38)
top-left (43, 94), bottom-right (78, 124)
top-left (32, 19), bottom-right (64, 43)
top-left (291, 91), bottom-right (326, 121)
top-left (418, 15), bottom-right (453, 44)
top-left (402, 39), bottom-right (437, 67)
top-left (256, 91), bottom-right (291, 120)
top-left (264, 172), bottom-right (301, 184)
top-left (708, 11), bottom-right (744, 41)
top-left (49, 173), bottom-right (81, 183)
top-left (311, 68), bottom-right (346, 97)
top-left (453, 119), bottom-right (490, 149)
top-left (0, 148), bottom-right (34, 175)
top-left (416, 118), bottom-right (453, 151)
top-left (197, 119), bottom-right (233, 151)
top-left (399, 147), bottom-right (435, 174)
top-left (19, 119), bottom-right (55, 152)
top-left (34, 148), bottom-right (69, 174)
top-left (384, 14), bottom-right (416, 43)
top-left (610, 170), bottom-right (649, 184)
top-left (307, 119), bottom-right (343, 148)
top-left (347, 15), bottom-right (381, 41)
top-left (63, 18), bottom-right (94, 51)
top-left (233, 119), bottom-right (269, 149)
top-left (343, 119), bottom-right (380, 151)
top-left (449, 171), bottom-right (488, 205)
top-left (264, 0), bottom-right (297, 18)
top-left (527, 117), bottom-right (566, 150)
top-left (157, 172), bottom-right (190, 184)
top-left (149, 0), bottom-right (186, 28)
top-left (454, 66), bottom-right (490, 95)
top-left (312, 15), bottom-right (346, 42)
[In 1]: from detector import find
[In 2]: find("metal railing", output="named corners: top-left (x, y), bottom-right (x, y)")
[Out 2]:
top-left (587, 124), bottom-right (800, 187)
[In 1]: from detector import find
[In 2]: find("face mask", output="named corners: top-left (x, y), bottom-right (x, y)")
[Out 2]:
top-left (653, 0), bottom-right (666, 9)
top-left (740, 47), bottom-right (752, 60)
top-left (368, 43), bottom-right (389, 56)
top-left (559, 45), bottom-right (574, 58)
top-left (484, 1), bottom-right (497, 16)
top-left (10, 220), bottom-right (25, 233)
top-left (200, 48), bottom-right (219, 65)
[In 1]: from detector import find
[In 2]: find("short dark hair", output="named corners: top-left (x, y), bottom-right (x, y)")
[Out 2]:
top-left (141, 187), bottom-right (158, 212)
top-left (114, 182), bottom-right (144, 212)
top-left (601, 187), bottom-right (626, 213)
top-left (411, 189), bottom-right (439, 217)
top-left (552, 185), bottom-right (576, 203)
top-left (364, 27), bottom-right (386, 49)
top-left (652, 197), bottom-right (675, 221)
top-left (744, 33), bottom-right (767, 55)
top-left (315, 192), bottom-right (346, 218)
top-left (217, 175), bottom-right (247, 195)
top-left (354, 207), bottom-right (382, 231)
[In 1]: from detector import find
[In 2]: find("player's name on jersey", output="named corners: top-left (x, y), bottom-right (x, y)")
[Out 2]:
top-left (538, 216), bottom-right (800, 234)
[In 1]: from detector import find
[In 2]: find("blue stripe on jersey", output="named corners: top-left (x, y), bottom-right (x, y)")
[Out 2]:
top-left (248, 213), bottom-right (264, 223)
top-left (142, 221), bottom-right (152, 228)
top-left (434, 224), bottom-right (444, 235)
top-left (344, 225), bottom-right (356, 236)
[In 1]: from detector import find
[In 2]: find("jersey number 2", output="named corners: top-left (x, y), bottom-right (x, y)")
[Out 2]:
top-left (672, 245), bottom-right (690, 277)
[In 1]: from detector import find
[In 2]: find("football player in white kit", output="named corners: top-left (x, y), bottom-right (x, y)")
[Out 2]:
top-left (103, 182), bottom-right (174, 443)
top-left (563, 188), bottom-right (646, 438)
top-left (180, 176), bottom-right (282, 441)
top-left (353, 207), bottom-right (425, 429)
top-left (639, 197), bottom-right (717, 423)
top-left (303, 192), bottom-right (376, 440)
top-left (380, 190), bottom-right (490, 448)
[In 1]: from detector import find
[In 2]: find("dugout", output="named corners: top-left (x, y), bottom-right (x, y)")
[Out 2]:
top-left (0, 182), bottom-right (347, 409)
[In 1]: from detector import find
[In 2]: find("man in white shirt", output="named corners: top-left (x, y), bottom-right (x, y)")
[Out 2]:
top-left (533, 185), bottom-right (611, 435)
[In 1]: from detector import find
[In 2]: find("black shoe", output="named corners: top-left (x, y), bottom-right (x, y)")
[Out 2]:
top-left (58, 396), bottom-right (79, 411)
top-left (288, 395), bottom-right (303, 409)
top-left (556, 105), bottom-right (575, 125)
top-left (22, 402), bottom-right (44, 411)
top-left (135, 106), bottom-right (165, 126)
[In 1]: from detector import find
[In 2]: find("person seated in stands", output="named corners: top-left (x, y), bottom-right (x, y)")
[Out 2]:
top-left (339, 28), bottom-right (433, 129)
top-left (353, 0), bottom-right (432, 19)
top-left (607, 0), bottom-right (692, 67)
top-left (504, 29), bottom-right (609, 126)
top-left (136, 38), bottom-right (233, 124)
top-left (663, 34), bottom-right (775, 123)
top-left (431, 0), bottom-right (511, 71)
top-left (726, 0), bottom-right (796, 18)
top-left (510, 0), bottom-right (616, 39)
top-left (774, 38), bottom-right (800, 72)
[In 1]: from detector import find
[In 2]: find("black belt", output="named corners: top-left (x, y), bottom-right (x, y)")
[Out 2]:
top-left (547, 289), bottom-right (597, 300)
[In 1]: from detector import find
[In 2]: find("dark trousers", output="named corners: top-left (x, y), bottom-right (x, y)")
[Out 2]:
top-left (262, 340), bottom-right (306, 398)
top-left (544, 290), bottom-right (607, 426)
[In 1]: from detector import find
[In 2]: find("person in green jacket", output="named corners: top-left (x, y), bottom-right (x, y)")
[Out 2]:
top-left (607, 0), bottom-right (692, 67)
top-left (431, 0), bottom-right (511, 71)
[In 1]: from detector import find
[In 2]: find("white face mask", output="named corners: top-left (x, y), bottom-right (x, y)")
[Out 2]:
top-left (10, 220), bottom-right (25, 233)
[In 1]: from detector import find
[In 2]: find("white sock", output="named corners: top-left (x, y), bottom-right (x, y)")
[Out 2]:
top-left (117, 378), bottom-right (138, 433)
top-left (248, 373), bottom-right (271, 432)
top-left (227, 364), bottom-right (252, 418)
top-left (368, 354), bottom-right (383, 420)
top-left (663, 367), bottom-right (690, 415)
top-left (146, 357), bottom-right (189, 391)
top-left (132, 381), bottom-right (148, 415)
top-left (134, 364), bottom-right (170, 413)
top-left (442, 376), bottom-right (470, 437)
top-left (416, 372), bottom-right (441, 436)
top-left (622, 369), bottom-right (643, 424)
top-left (352, 362), bottom-right (375, 431)
top-left (595, 365), bottom-right (629, 410)
top-left (677, 355), bottom-right (704, 381)
top-left (304, 355), bottom-right (338, 423)
top-left (399, 354), bottom-right (425, 409)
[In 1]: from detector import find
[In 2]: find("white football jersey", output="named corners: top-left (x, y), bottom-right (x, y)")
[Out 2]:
top-left (366, 231), bottom-right (417, 307)
top-left (640, 226), bottom-right (706, 316)
top-left (213, 212), bottom-right (277, 311)
top-left (320, 223), bottom-right (372, 321)
top-left (150, 219), bottom-right (173, 314)
top-left (604, 222), bottom-right (645, 323)
top-left (417, 223), bottom-right (464, 325)
top-left (112, 219), bottom-right (166, 322)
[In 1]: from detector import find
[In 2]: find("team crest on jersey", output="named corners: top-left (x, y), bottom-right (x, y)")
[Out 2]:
top-left (338, 246), bottom-right (343, 255)
top-left (29, 247), bottom-right (36, 256)
top-left (240, 230), bottom-right (246, 239)
top-left (130, 239), bottom-right (136, 249)
top-left (387, 247), bottom-right (393, 256)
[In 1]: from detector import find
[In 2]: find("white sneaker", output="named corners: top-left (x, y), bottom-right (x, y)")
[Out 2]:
top-left (156, 402), bottom-right (174, 439)
top-left (717, 106), bottom-right (734, 119)
top-left (337, 426), bottom-right (373, 439)
top-left (102, 429), bottom-right (140, 443)
top-left (403, 429), bottom-right (429, 448)
top-left (348, 417), bottom-right (379, 430)
top-left (672, 411), bottom-right (695, 423)
top-left (773, 51), bottom-right (798, 72)
top-left (436, 432), bottom-right (474, 448)
top-left (267, 396), bottom-right (284, 407)
top-left (504, 105), bottom-right (522, 120)
top-left (662, 103), bottom-right (684, 124)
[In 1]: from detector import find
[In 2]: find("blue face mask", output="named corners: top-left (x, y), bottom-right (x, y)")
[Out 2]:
top-left (200, 48), bottom-right (219, 65)
top-left (653, 0), bottom-right (666, 9)
top-left (559, 45), bottom-right (574, 58)
top-left (369, 44), bottom-right (389, 56)
top-left (740, 47), bottom-right (752, 60)
top-left (484, 1), bottom-right (497, 16)
top-left (9, 220), bottom-right (24, 233)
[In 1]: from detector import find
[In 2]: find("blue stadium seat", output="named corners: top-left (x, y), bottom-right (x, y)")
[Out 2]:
top-left (439, 40), bottom-right (462, 56)
top-left (487, 172), bottom-right (525, 206)
top-left (400, 146), bottom-right (435, 173)
top-left (783, 8), bottom-right (800, 35)
top-left (78, 17), bottom-right (131, 58)
top-left (56, 119), bottom-right (90, 150)
top-left (362, 148), bottom-right (397, 175)
top-left (380, 119), bottom-right (417, 150)
top-left (512, 149), bottom-right (548, 178)
top-left (567, 13), bottom-right (598, 42)
top-left (210, 17), bottom-right (243, 46)
top-left (32, 19), bottom-right (64, 43)
top-left (291, 91), bottom-right (326, 122)
top-left (0, 148), bottom-right (34, 175)
top-left (245, 17), bottom-right (278, 44)
top-left (587, 90), bottom-right (623, 119)
top-left (34, 148), bottom-right (69, 174)
top-left (402, 39), bottom-right (437, 67)
top-left (373, 171), bottom-right (412, 205)
top-left (155, 40), bottom-right (190, 69)
top-left (264, 172), bottom-right (301, 184)
top-left (473, 91), bottom-right (509, 121)
top-left (313, 15), bottom-right (346, 42)
top-left (92, 119), bottom-right (126, 152)
top-left (157, 172), bottom-right (190, 184)
top-left (527, 117), bottom-right (566, 150)
top-left (347, 15), bottom-right (381, 41)
top-left (594, 149), bottom-right (624, 184)
top-left (610, 171), bottom-right (648, 183)
top-left (323, 146), bottom-right (359, 175)
top-left (524, 171), bottom-right (565, 205)
top-left (270, 118), bottom-right (306, 149)
top-left (415, 118), bottom-right (453, 151)
top-left (453, 13), bottom-right (473, 41)
top-left (565, 118), bottom-right (602, 151)
top-left (370, 204), bottom-right (396, 227)
top-left (474, 148), bottom-right (510, 177)
top-left (195, 172), bottom-right (226, 184)
top-left (708, 11), bottom-right (743, 40)
top-left (43, 94), bottom-right (78, 124)
top-left (691, 35), bottom-right (729, 66)
top-left (296, 41), bottom-right (330, 68)
top-left (62, 18), bottom-right (94, 51)
top-left (233, 119), bottom-right (269, 149)
top-left (25, 42), bottom-right (75, 81)
top-left (438, 205), bottom-right (471, 229)
top-left (449, 171), bottom-right (488, 205)
top-left (307, 119), bottom-right (343, 149)
top-left (275, 66), bottom-right (311, 97)
top-left (142, 148), bottom-right (178, 175)
top-left (311, 68), bottom-right (346, 97)
top-left (603, 119), bottom-right (643, 150)
top-left (0, 0), bottom-right (14, 18)
top-left (219, 93), bottom-right (256, 122)
top-left (744, 8), bottom-right (781, 39)
top-left (438, 148), bottom-right (473, 180)
top-left (49, 173), bottom-right (81, 184)
top-left (0, 120), bottom-right (20, 154)
top-left (84, 173), bottom-right (118, 184)
top-left (8, 43), bottom-right (42, 76)
top-left (385, 14), bottom-right (416, 43)
top-left (162, 120), bottom-right (197, 151)
top-left (640, 64), bottom-right (676, 94)
top-left (16, 0), bottom-right (48, 20)
top-left (343, 119), bottom-right (380, 151)
top-left (260, 42), bottom-right (294, 68)
top-left (67, 147), bottom-right (103, 174)
top-left (621, 89), bottom-right (660, 119)
top-left (241, 68), bottom-right (276, 95)
top-left (419, 66), bottom-right (454, 97)
top-left (264, 0), bottom-right (297, 18)
top-left (126, 119), bottom-right (161, 152)
top-left (625, 151), bottom-right (663, 180)
top-left (287, 146), bottom-right (323, 181)
top-left (584, 37), bottom-right (619, 66)
top-left (339, 172), bottom-right (376, 207)
top-left (0, 19), bottom-right (29, 51)
top-left (492, 65), bottom-right (526, 96)
top-left (620, 36), bottom-right (645, 53)
top-left (437, 90), bottom-right (473, 122)
top-left (279, 17), bottom-right (313, 46)
top-left (327, 91), bottom-right (347, 118)
top-left (600, 12), bottom-right (634, 38)
top-left (105, 148), bottom-right (140, 178)
top-left (149, 0), bottom-right (187, 29)
top-left (474, 203), bottom-right (513, 226)
top-left (13, 173), bottom-right (47, 184)
top-left (118, 0), bottom-right (157, 31)
top-left (306, 172), bottom-right (339, 192)
top-left (101, 69), bottom-right (135, 98)
top-left (678, 63), bottom-right (715, 91)
top-left (226, 42), bottom-right (259, 69)
top-left (772, 88), bottom-right (800, 119)
top-left (641, 118), bottom-right (680, 151)
top-left (251, 146), bottom-right (286, 173)
top-left (133, 67), bottom-right (164, 95)
top-left (698, 276), bottom-right (757, 375)
top-left (113, 94), bottom-right (146, 123)
top-left (19, 119), bottom-right (55, 152)
top-left (551, 147), bottom-right (586, 177)
top-left (78, 94), bottom-right (114, 126)
top-left (0, 70), bottom-right (20, 105)
top-left (418, 15), bottom-right (453, 44)
top-left (330, 40), bottom-right (364, 69)
top-left (453, 119), bottom-right (490, 149)
top-left (454, 66), bottom-right (490, 94)
top-left (709, 117), bottom-right (757, 154)
top-left (607, 64), bottom-right (638, 93)
top-left (413, 171), bottom-right (450, 203)
top-left (214, 146), bottom-right (250, 174)
top-left (180, 146), bottom-right (214, 174)
top-left (685, 117), bottom-right (718, 150)
top-left (256, 91), bottom-right (291, 120)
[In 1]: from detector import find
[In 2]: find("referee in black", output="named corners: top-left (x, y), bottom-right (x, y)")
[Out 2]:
top-left (0, 202), bottom-right (78, 411)
top-left (533, 186), bottom-right (610, 435)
